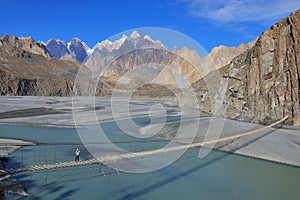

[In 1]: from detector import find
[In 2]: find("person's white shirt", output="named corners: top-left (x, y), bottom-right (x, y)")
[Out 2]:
top-left (75, 149), bottom-right (80, 156)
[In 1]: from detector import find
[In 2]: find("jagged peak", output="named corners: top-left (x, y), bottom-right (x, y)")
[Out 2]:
top-left (81, 41), bottom-right (91, 52)
top-left (179, 46), bottom-right (191, 52)
top-left (72, 37), bottom-right (81, 42)
top-left (99, 39), bottom-right (113, 46)
top-left (94, 35), bottom-right (128, 52)
top-left (154, 39), bottom-right (165, 48)
top-left (69, 37), bottom-right (91, 50)
top-left (19, 36), bottom-right (34, 42)
top-left (46, 38), bottom-right (68, 46)
top-left (144, 35), bottom-right (154, 42)
top-left (119, 34), bottom-right (127, 41)
top-left (0, 35), bottom-right (18, 41)
top-left (130, 31), bottom-right (141, 39)
top-left (178, 46), bottom-right (199, 58)
top-left (91, 31), bottom-right (169, 54)
top-left (37, 40), bottom-right (45, 45)
top-left (171, 46), bottom-right (178, 53)
top-left (45, 38), bottom-right (56, 44)
top-left (93, 39), bottom-right (112, 51)
top-left (1, 35), bottom-right (37, 45)
top-left (1, 35), bottom-right (17, 38)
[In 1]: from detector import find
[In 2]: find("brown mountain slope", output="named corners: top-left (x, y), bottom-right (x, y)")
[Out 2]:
top-left (193, 10), bottom-right (300, 125)
top-left (0, 38), bottom-right (101, 96)
top-left (0, 36), bottom-right (172, 98)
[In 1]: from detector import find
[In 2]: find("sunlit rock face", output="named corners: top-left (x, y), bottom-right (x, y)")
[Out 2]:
top-left (193, 10), bottom-right (300, 125)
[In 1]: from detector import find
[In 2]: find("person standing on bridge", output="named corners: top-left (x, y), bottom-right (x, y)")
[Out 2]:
top-left (75, 148), bottom-right (80, 162)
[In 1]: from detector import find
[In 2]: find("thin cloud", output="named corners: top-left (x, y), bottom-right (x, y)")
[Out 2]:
top-left (183, 0), bottom-right (300, 24)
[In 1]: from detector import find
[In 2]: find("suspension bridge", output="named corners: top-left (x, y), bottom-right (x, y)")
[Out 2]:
top-left (0, 116), bottom-right (289, 175)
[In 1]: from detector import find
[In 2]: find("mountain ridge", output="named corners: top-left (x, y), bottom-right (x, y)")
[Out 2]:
top-left (82, 31), bottom-right (255, 88)
top-left (43, 30), bottom-right (255, 87)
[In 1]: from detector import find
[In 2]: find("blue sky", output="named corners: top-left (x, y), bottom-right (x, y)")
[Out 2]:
top-left (1, 0), bottom-right (300, 52)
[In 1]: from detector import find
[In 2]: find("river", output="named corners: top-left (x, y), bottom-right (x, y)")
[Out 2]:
top-left (1, 116), bottom-right (300, 200)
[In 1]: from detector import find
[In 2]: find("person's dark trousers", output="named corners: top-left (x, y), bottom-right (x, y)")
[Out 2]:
top-left (75, 155), bottom-right (79, 161)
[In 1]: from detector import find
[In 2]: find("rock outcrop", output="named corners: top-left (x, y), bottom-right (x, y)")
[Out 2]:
top-left (0, 35), bottom-right (51, 58)
top-left (193, 10), bottom-right (300, 125)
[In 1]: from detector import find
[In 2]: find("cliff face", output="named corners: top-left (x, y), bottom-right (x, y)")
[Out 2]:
top-left (193, 10), bottom-right (300, 125)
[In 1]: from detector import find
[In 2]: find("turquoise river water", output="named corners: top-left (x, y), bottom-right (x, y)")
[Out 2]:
top-left (1, 116), bottom-right (300, 200)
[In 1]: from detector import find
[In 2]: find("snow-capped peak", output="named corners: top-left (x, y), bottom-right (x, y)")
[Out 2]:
top-left (94, 39), bottom-right (113, 50)
top-left (144, 35), bottom-right (154, 42)
top-left (91, 31), bottom-right (168, 53)
top-left (94, 34), bottom-right (128, 52)
top-left (130, 31), bottom-right (141, 39)
top-left (72, 37), bottom-right (81, 42)
top-left (82, 41), bottom-right (91, 53)
top-left (38, 40), bottom-right (46, 45)
top-left (86, 48), bottom-right (94, 55)
top-left (46, 38), bottom-right (68, 46)
top-left (45, 37), bottom-right (91, 63)
top-left (154, 39), bottom-right (165, 48)
top-left (112, 34), bottom-right (127, 50)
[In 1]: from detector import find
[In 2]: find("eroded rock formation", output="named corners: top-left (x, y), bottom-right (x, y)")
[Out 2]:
top-left (193, 10), bottom-right (300, 125)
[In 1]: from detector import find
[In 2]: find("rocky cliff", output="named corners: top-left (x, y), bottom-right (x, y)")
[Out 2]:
top-left (0, 35), bottom-right (51, 58)
top-left (193, 10), bottom-right (300, 125)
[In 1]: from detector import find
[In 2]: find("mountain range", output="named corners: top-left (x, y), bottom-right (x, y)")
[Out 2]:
top-left (0, 35), bottom-right (101, 96)
top-left (44, 31), bottom-right (254, 88)
top-left (0, 9), bottom-right (299, 125)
